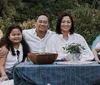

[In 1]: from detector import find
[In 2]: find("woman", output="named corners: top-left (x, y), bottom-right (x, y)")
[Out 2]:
top-left (45, 13), bottom-right (94, 61)
top-left (93, 42), bottom-right (100, 63)
top-left (0, 25), bottom-right (30, 81)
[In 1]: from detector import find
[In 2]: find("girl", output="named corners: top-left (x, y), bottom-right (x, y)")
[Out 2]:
top-left (0, 25), bottom-right (30, 81)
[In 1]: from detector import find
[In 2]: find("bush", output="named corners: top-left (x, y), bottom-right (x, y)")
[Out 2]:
top-left (19, 19), bottom-right (35, 29)
top-left (71, 4), bottom-right (100, 45)
top-left (0, 18), bottom-right (15, 33)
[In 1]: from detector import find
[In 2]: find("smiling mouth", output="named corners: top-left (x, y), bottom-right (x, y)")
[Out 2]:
top-left (40, 27), bottom-right (44, 29)
top-left (14, 39), bottom-right (20, 40)
top-left (63, 27), bottom-right (69, 29)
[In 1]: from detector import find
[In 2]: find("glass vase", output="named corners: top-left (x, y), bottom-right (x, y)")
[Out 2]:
top-left (70, 53), bottom-right (81, 62)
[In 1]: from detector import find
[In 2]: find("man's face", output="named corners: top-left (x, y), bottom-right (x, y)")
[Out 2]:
top-left (35, 15), bottom-right (49, 33)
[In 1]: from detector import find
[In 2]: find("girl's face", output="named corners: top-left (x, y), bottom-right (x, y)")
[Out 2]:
top-left (9, 28), bottom-right (22, 44)
top-left (61, 16), bottom-right (72, 33)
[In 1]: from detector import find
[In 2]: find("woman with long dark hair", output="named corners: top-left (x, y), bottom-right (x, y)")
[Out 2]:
top-left (45, 13), bottom-right (94, 61)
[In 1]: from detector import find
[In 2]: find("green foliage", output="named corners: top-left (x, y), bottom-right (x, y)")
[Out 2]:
top-left (0, 18), bottom-right (15, 32)
top-left (0, 0), bottom-right (22, 19)
top-left (19, 19), bottom-right (35, 29)
top-left (0, 0), bottom-right (100, 46)
top-left (71, 4), bottom-right (100, 45)
top-left (0, 0), bottom-right (22, 32)
top-left (63, 43), bottom-right (85, 54)
top-left (20, 0), bottom-right (79, 30)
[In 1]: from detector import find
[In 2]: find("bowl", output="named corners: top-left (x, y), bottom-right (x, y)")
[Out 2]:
top-left (28, 53), bottom-right (58, 64)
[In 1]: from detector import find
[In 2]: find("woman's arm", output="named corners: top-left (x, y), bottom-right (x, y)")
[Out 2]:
top-left (78, 35), bottom-right (94, 61)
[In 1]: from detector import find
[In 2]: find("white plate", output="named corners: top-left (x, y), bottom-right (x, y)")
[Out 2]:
top-left (55, 61), bottom-right (92, 65)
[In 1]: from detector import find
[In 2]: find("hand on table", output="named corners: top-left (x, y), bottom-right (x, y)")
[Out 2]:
top-left (64, 56), bottom-right (71, 61)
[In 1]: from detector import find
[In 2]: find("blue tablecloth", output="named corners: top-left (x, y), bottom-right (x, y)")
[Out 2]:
top-left (13, 61), bottom-right (100, 85)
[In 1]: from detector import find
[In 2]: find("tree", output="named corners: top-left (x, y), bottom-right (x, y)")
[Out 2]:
top-left (71, 4), bottom-right (100, 45)
top-left (0, 0), bottom-right (23, 31)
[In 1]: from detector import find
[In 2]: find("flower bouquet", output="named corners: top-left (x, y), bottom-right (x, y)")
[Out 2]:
top-left (63, 43), bottom-right (85, 62)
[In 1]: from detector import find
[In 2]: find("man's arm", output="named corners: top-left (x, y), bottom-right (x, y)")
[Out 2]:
top-left (0, 46), bottom-right (8, 81)
top-left (0, 46), bottom-right (8, 58)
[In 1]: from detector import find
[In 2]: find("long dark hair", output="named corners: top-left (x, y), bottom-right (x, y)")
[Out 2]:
top-left (0, 25), bottom-right (30, 61)
top-left (56, 13), bottom-right (74, 34)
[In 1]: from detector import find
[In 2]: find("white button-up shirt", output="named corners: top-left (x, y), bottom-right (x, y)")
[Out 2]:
top-left (22, 28), bottom-right (54, 53)
top-left (45, 33), bottom-right (94, 61)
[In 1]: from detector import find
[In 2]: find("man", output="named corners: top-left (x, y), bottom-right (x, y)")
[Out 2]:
top-left (0, 47), bottom-right (8, 58)
top-left (0, 14), bottom-right (54, 57)
top-left (23, 14), bottom-right (54, 53)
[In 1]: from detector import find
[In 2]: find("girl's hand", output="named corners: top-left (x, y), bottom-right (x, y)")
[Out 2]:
top-left (0, 75), bottom-right (8, 82)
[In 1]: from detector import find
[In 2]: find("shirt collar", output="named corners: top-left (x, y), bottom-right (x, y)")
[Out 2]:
top-left (33, 28), bottom-right (37, 36)
top-left (60, 33), bottom-right (71, 39)
top-left (33, 28), bottom-right (50, 38)
top-left (14, 43), bottom-right (22, 52)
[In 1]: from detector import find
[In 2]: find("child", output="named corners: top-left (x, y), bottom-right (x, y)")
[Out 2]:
top-left (0, 25), bottom-right (30, 81)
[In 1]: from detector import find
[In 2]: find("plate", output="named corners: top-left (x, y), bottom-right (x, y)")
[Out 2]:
top-left (55, 61), bottom-right (92, 65)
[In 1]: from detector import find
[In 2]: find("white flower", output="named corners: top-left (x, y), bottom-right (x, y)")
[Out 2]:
top-left (62, 43), bottom-right (85, 54)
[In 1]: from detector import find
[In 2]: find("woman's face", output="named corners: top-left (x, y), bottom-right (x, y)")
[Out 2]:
top-left (9, 28), bottom-right (22, 44)
top-left (61, 16), bottom-right (72, 33)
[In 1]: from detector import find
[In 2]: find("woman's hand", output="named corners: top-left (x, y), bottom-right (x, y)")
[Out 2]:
top-left (64, 56), bottom-right (71, 61)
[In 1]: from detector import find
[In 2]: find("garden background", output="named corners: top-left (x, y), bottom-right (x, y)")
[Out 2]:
top-left (0, 0), bottom-right (100, 47)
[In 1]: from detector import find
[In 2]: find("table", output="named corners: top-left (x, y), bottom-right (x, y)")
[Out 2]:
top-left (13, 61), bottom-right (100, 85)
